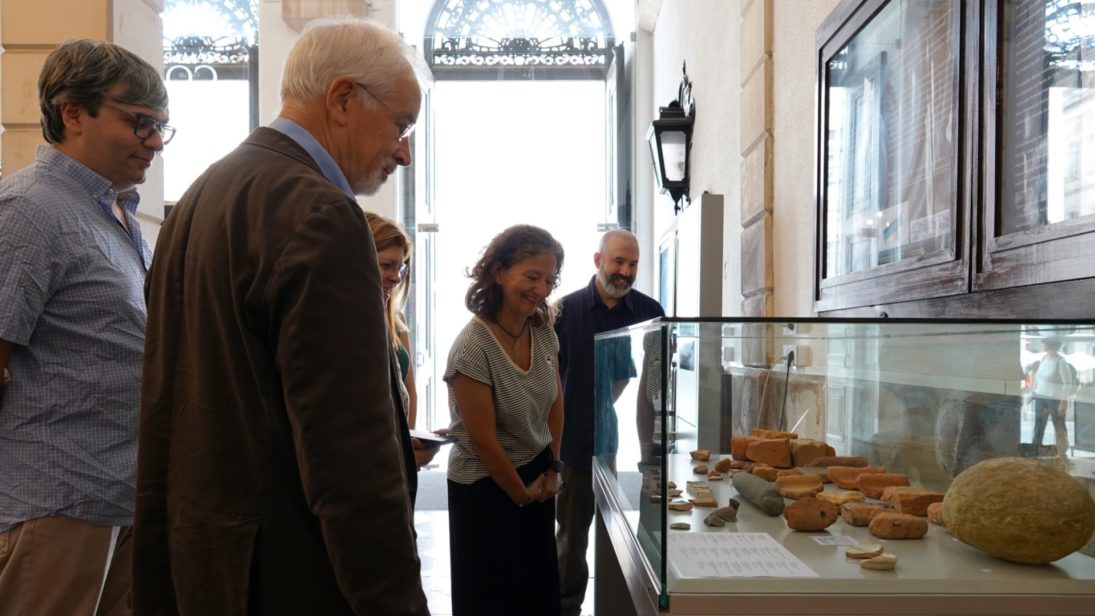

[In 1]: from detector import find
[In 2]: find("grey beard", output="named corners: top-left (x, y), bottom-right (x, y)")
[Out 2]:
top-left (597, 271), bottom-right (633, 299)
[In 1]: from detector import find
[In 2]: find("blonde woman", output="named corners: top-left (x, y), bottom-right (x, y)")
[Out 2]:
top-left (365, 212), bottom-right (417, 428)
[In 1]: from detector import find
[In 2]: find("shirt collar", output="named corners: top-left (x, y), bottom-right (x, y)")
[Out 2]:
top-left (268, 117), bottom-right (355, 198)
top-left (37, 145), bottom-right (139, 209)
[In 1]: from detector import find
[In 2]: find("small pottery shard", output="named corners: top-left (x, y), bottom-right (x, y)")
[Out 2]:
top-left (857, 473), bottom-right (911, 499)
top-left (693, 464), bottom-right (709, 475)
top-left (713, 506), bottom-right (739, 522)
top-left (667, 481), bottom-right (677, 489)
top-left (750, 464), bottom-right (779, 482)
top-left (881, 486), bottom-right (945, 517)
top-left (703, 513), bottom-right (726, 527)
top-left (926, 501), bottom-right (945, 527)
top-left (827, 465), bottom-right (887, 489)
top-left (668, 489), bottom-right (683, 498)
top-left (707, 471), bottom-right (724, 481)
top-left (670, 522), bottom-right (691, 530)
top-left (783, 497), bottom-right (839, 531)
top-left (845, 543), bottom-right (884, 559)
top-left (690, 448), bottom-right (711, 461)
top-left (776, 468), bottom-right (804, 478)
top-left (868, 512), bottom-right (928, 540)
top-left (816, 490), bottom-right (865, 507)
top-left (859, 552), bottom-right (898, 571)
top-left (775, 474), bottom-right (824, 500)
top-left (668, 500), bottom-right (694, 512)
top-left (727, 498), bottom-right (740, 510)
top-left (715, 457), bottom-right (733, 473)
top-left (840, 503), bottom-right (892, 527)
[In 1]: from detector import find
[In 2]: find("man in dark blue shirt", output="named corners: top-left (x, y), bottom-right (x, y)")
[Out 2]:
top-left (554, 229), bottom-right (664, 616)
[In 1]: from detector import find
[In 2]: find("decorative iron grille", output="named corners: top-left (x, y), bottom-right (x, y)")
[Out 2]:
top-left (425, 0), bottom-right (614, 79)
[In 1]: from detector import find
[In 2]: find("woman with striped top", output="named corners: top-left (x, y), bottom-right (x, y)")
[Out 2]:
top-left (445, 225), bottom-right (565, 616)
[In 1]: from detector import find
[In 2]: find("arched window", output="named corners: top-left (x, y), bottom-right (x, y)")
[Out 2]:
top-left (425, 0), bottom-right (614, 80)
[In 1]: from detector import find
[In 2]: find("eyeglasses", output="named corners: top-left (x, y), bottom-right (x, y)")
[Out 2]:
top-left (101, 101), bottom-right (176, 144)
top-left (380, 260), bottom-right (410, 279)
top-left (354, 82), bottom-right (415, 141)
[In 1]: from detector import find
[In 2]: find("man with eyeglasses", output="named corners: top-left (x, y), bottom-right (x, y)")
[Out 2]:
top-left (0, 39), bottom-right (169, 614)
top-left (136, 17), bottom-right (429, 615)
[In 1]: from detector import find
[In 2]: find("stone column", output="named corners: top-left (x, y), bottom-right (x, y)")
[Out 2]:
top-left (1, 0), bottom-right (164, 234)
top-left (738, 0), bottom-right (773, 317)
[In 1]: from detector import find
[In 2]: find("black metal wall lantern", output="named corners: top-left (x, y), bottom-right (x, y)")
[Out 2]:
top-left (647, 61), bottom-right (695, 213)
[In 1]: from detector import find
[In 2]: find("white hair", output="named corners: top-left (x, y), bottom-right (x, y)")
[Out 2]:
top-left (280, 17), bottom-right (429, 105)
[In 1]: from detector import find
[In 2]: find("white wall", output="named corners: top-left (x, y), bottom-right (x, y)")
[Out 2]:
top-left (649, 0), bottom-right (742, 314)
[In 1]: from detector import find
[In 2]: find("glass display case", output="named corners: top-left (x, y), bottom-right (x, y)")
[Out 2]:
top-left (592, 317), bottom-right (1095, 615)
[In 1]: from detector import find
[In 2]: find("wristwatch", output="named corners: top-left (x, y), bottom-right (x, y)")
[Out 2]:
top-left (550, 459), bottom-right (564, 473)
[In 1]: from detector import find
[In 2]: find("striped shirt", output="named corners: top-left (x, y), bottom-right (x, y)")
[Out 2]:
top-left (0, 146), bottom-right (150, 531)
top-left (445, 317), bottom-right (559, 485)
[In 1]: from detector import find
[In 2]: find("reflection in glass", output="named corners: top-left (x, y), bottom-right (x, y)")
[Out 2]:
top-left (824, 1), bottom-right (959, 277)
top-left (1000, 0), bottom-right (1095, 234)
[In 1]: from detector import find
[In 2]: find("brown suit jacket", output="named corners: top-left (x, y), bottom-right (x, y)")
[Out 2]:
top-left (135, 128), bottom-right (427, 615)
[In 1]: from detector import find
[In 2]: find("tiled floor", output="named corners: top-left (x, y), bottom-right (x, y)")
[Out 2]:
top-left (414, 509), bottom-right (595, 616)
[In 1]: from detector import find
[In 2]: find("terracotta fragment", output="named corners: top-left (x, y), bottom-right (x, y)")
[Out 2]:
top-left (714, 457), bottom-right (733, 473)
top-left (868, 512), bottom-right (928, 539)
top-left (750, 464), bottom-right (778, 482)
top-left (730, 435), bottom-right (761, 460)
top-left (707, 471), bottom-right (723, 481)
top-left (790, 438), bottom-right (830, 467)
top-left (687, 481), bottom-right (718, 508)
top-left (729, 460), bottom-right (748, 470)
top-left (826, 465), bottom-right (886, 489)
top-left (783, 497), bottom-right (839, 531)
top-left (857, 473), bottom-right (911, 499)
top-left (860, 552), bottom-right (897, 570)
top-left (670, 522), bottom-right (691, 530)
top-left (752, 428), bottom-right (798, 440)
top-left (668, 489), bottom-right (682, 498)
top-left (746, 438), bottom-right (793, 468)
top-left (703, 513), bottom-right (726, 527)
top-left (776, 469), bottom-right (803, 478)
top-left (881, 486), bottom-right (945, 517)
top-left (926, 501), bottom-right (945, 527)
top-left (732, 472), bottom-right (784, 516)
top-left (667, 481), bottom-right (677, 489)
top-left (841, 503), bottom-right (892, 527)
top-left (690, 448), bottom-right (711, 461)
top-left (692, 464), bottom-right (708, 475)
top-left (812, 456), bottom-right (870, 468)
top-left (845, 543), bottom-right (884, 559)
top-left (775, 474), bottom-right (824, 500)
top-left (713, 505), bottom-right (738, 522)
top-left (816, 490), bottom-right (865, 507)
top-left (668, 500), bottom-right (693, 512)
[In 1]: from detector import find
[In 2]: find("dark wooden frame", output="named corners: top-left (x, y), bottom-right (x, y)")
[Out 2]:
top-left (814, 0), bottom-right (1095, 318)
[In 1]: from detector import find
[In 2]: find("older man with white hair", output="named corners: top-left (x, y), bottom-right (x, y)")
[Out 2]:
top-left (135, 18), bottom-right (429, 615)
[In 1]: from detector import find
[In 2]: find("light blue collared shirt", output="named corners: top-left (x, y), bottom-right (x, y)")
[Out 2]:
top-left (268, 117), bottom-right (355, 198)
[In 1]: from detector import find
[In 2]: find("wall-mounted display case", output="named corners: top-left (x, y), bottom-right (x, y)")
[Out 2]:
top-left (593, 317), bottom-right (1095, 615)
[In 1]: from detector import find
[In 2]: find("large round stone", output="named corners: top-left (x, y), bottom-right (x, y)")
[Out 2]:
top-left (943, 457), bottom-right (1095, 564)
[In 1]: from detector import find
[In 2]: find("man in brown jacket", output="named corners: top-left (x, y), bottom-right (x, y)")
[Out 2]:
top-left (136, 18), bottom-right (429, 615)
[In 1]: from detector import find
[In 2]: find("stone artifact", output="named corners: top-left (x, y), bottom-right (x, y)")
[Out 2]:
top-left (783, 497), bottom-right (839, 531)
top-left (845, 543), bottom-right (884, 559)
top-left (668, 500), bottom-right (694, 512)
top-left (857, 473), bottom-right (910, 499)
top-left (841, 503), bottom-right (891, 527)
top-left (707, 471), bottom-right (723, 481)
top-left (926, 502), bottom-right (945, 527)
top-left (713, 505), bottom-right (739, 523)
top-left (859, 552), bottom-right (898, 570)
top-left (704, 513), bottom-right (726, 527)
top-left (670, 522), bottom-right (691, 530)
top-left (881, 486), bottom-right (945, 517)
top-left (812, 455), bottom-right (869, 467)
top-left (715, 457), bottom-right (733, 473)
top-left (827, 465), bottom-right (886, 489)
top-left (692, 464), bottom-right (708, 474)
top-left (690, 448), bottom-right (711, 461)
top-left (746, 438), bottom-right (793, 468)
top-left (868, 512), bottom-right (928, 539)
top-left (732, 471), bottom-right (785, 516)
top-left (731, 435), bottom-right (761, 460)
top-left (775, 474), bottom-right (824, 500)
top-left (943, 457), bottom-right (1095, 564)
top-left (750, 464), bottom-right (779, 482)
top-left (752, 428), bottom-right (798, 440)
top-left (816, 490), bottom-right (864, 507)
top-left (789, 438), bottom-right (830, 467)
